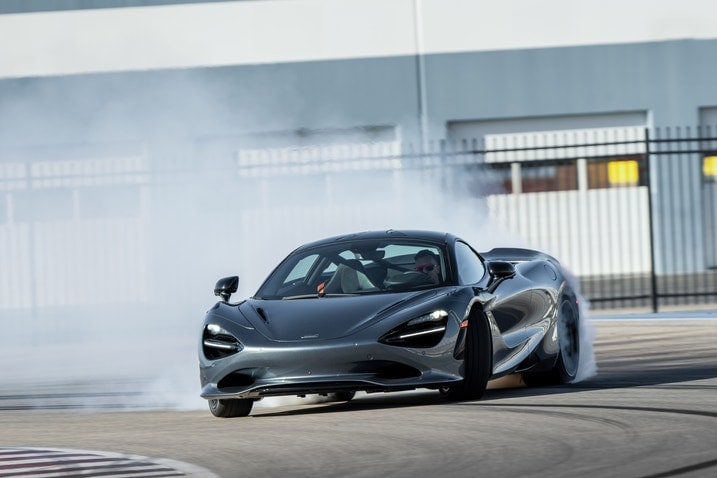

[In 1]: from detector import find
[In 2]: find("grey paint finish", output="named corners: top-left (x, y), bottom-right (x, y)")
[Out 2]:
top-left (3, 39), bottom-right (717, 146)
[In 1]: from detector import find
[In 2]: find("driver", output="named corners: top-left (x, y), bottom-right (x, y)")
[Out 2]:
top-left (414, 249), bottom-right (442, 284)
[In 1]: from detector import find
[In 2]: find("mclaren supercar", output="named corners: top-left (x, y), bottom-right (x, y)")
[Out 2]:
top-left (199, 230), bottom-right (581, 417)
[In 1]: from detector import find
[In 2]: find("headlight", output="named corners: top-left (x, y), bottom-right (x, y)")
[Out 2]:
top-left (379, 310), bottom-right (449, 348)
top-left (202, 324), bottom-right (243, 360)
top-left (407, 309), bottom-right (448, 326)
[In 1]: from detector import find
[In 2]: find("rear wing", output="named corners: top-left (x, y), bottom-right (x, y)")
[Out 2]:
top-left (481, 248), bottom-right (560, 267)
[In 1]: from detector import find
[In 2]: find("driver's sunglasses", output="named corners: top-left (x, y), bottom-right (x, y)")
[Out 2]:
top-left (415, 264), bottom-right (436, 273)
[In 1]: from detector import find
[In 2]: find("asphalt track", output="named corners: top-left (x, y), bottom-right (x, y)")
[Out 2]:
top-left (1, 318), bottom-right (715, 478)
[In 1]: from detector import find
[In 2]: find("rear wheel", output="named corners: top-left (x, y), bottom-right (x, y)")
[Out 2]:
top-left (208, 398), bottom-right (253, 418)
top-left (443, 310), bottom-right (492, 401)
top-left (523, 296), bottom-right (581, 386)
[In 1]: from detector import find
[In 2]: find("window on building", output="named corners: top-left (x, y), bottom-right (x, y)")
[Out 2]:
top-left (478, 125), bottom-right (647, 194)
top-left (587, 155), bottom-right (646, 189)
top-left (521, 160), bottom-right (577, 193)
top-left (482, 163), bottom-right (513, 194)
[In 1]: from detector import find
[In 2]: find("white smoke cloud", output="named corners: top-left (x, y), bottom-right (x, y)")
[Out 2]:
top-left (0, 71), bottom-right (596, 414)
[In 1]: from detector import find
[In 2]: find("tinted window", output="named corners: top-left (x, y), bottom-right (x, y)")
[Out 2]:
top-left (255, 238), bottom-right (448, 299)
top-left (285, 254), bottom-right (319, 282)
top-left (455, 241), bottom-right (485, 284)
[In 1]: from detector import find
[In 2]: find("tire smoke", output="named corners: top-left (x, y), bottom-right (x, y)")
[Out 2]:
top-left (0, 85), bottom-right (597, 412)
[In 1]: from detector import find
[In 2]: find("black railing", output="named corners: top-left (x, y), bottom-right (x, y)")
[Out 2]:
top-left (424, 127), bottom-right (717, 312)
top-left (2, 126), bottom-right (717, 316)
top-left (215, 126), bottom-right (717, 312)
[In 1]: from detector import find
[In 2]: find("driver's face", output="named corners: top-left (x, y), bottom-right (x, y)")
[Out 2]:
top-left (415, 257), bottom-right (440, 284)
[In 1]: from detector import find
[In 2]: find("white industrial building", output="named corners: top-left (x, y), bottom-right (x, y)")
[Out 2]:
top-left (2, 0), bottom-right (717, 322)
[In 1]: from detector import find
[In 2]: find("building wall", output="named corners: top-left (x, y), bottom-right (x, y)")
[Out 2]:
top-left (2, 38), bottom-right (717, 278)
top-left (3, 38), bottom-right (717, 144)
top-left (3, 0), bottom-right (717, 324)
top-left (3, 0), bottom-right (717, 79)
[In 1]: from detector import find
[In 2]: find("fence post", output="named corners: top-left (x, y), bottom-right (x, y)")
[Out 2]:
top-left (645, 127), bottom-right (659, 312)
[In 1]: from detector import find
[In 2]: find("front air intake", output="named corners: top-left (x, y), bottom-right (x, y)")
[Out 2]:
top-left (217, 372), bottom-right (255, 389)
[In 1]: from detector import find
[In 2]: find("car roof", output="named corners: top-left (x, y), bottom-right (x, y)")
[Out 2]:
top-left (294, 230), bottom-right (457, 252)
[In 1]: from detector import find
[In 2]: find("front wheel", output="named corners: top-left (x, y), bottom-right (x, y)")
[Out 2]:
top-left (443, 310), bottom-right (492, 401)
top-left (208, 398), bottom-right (253, 418)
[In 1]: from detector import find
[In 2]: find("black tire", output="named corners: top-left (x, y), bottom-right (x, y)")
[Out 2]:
top-left (523, 296), bottom-right (581, 386)
top-left (443, 310), bottom-right (492, 401)
top-left (208, 398), bottom-right (253, 418)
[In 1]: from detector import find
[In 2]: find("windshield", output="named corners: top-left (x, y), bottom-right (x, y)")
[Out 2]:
top-left (255, 239), bottom-right (450, 299)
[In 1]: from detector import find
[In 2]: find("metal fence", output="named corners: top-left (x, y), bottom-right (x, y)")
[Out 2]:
top-left (198, 125), bottom-right (717, 313)
top-left (2, 125), bottom-right (717, 326)
top-left (436, 126), bottom-right (717, 312)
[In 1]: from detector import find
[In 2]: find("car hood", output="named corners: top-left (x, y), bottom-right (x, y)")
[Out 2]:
top-left (237, 290), bottom-right (441, 342)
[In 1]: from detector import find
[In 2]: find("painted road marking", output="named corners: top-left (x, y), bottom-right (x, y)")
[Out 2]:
top-left (0, 447), bottom-right (218, 477)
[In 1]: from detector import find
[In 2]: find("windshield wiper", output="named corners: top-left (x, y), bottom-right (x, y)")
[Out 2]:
top-left (282, 294), bottom-right (318, 300)
top-left (282, 293), bottom-right (360, 300)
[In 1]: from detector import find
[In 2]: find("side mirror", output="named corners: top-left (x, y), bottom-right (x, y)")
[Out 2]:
top-left (487, 261), bottom-right (515, 279)
top-left (214, 276), bottom-right (239, 302)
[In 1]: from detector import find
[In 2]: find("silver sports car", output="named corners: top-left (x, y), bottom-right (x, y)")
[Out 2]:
top-left (199, 230), bottom-right (581, 417)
